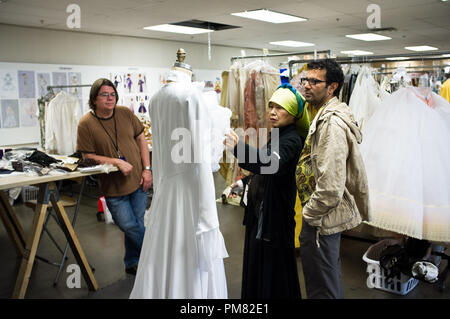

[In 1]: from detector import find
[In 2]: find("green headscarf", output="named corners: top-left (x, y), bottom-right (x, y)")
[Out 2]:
top-left (269, 84), bottom-right (310, 138)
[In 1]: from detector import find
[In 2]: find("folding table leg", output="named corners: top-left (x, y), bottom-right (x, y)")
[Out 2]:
top-left (53, 177), bottom-right (89, 286)
top-left (0, 190), bottom-right (26, 257)
top-left (50, 188), bottom-right (98, 291)
top-left (12, 183), bottom-right (50, 299)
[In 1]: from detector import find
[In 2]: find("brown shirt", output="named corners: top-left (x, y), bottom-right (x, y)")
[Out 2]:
top-left (76, 106), bottom-right (144, 197)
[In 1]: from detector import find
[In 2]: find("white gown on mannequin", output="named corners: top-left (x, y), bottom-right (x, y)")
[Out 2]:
top-left (360, 87), bottom-right (450, 242)
top-left (129, 70), bottom-right (229, 299)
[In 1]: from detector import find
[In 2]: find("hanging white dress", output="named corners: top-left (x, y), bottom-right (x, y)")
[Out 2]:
top-left (44, 91), bottom-right (81, 155)
top-left (349, 66), bottom-right (388, 132)
top-left (130, 70), bottom-right (229, 299)
top-left (360, 87), bottom-right (450, 242)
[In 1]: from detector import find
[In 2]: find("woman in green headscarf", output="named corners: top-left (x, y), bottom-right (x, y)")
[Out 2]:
top-left (268, 83), bottom-right (310, 138)
top-left (224, 85), bottom-right (309, 299)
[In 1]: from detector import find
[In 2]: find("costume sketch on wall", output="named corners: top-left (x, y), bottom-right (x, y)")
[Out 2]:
top-left (1, 99), bottom-right (20, 128)
top-left (108, 73), bottom-right (123, 104)
top-left (125, 73), bottom-right (133, 93)
top-left (137, 73), bottom-right (147, 93)
top-left (37, 73), bottom-right (51, 97)
top-left (0, 71), bottom-right (18, 99)
top-left (52, 72), bottom-right (68, 94)
top-left (18, 70), bottom-right (36, 99)
top-left (19, 99), bottom-right (38, 127)
top-left (122, 95), bottom-right (136, 113)
top-left (68, 72), bottom-right (82, 98)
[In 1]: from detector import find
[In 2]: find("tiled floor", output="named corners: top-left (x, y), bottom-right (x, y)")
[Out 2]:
top-left (0, 173), bottom-right (448, 299)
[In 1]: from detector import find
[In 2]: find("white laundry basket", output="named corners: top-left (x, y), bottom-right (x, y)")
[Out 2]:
top-left (363, 239), bottom-right (419, 295)
top-left (20, 185), bottom-right (39, 202)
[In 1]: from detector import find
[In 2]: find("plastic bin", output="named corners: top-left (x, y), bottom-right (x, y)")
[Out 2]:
top-left (20, 185), bottom-right (39, 202)
top-left (363, 239), bottom-right (419, 295)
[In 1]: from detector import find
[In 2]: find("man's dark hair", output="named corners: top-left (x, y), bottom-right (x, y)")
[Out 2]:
top-left (307, 59), bottom-right (344, 97)
top-left (88, 78), bottom-right (119, 110)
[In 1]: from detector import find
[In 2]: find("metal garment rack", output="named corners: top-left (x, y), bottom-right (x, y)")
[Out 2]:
top-left (231, 50), bottom-right (332, 73)
top-left (47, 84), bottom-right (92, 91)
top-left (288, 50), bottom-right (450, 79)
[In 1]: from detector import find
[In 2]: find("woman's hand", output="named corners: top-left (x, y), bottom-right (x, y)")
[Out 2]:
top-left (140, 170), bottom-right (153, 192)
top-left (116, 159), bottom-right (133, 176)
top-left (224, 129), bottom-right (239, 151)
top-left (229, 179), bottom-right (244, 198)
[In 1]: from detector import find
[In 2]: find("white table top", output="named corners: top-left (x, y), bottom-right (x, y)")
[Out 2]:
top-left (0, 165), bottom-right (118, 190)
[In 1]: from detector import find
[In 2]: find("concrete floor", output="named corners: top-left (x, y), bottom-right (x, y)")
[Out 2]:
top-left (0, 173), bottom-right (448, 300)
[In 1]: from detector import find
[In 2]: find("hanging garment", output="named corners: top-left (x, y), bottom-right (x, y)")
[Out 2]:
top-left (360, 87), bottom-right (450, 242)
top-left (227, 62), bottom-right (241, 128)
top-left (243, 60), bottom-right (279, 147)
top-left (44, 91), bottom-right (81, 155)
top-left (130, 70), bottom-right (229, 299)
top-left (220, 71), bottom-right (229, 108)
top-left (349, 66), bottom-right (389, 132)
top-left (262, 64), bottom-right (281, 110)
top-left (244, 71), bottom-right (257, 133)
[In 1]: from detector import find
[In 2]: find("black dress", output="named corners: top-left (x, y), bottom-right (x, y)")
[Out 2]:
top-left (234, 124), bottom-right (304, 299)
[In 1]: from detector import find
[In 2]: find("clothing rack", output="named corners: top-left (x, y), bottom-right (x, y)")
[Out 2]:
top-left (38, 84), bottom-right (92, 103)
top-left (46, 84), bottom-right (92, 95)
top-left (288, 50), bottom-right (450, 79)
top-left (230, 49), bottom-right (332, 64)
top-left (382, 64), bottom-right (450, 71)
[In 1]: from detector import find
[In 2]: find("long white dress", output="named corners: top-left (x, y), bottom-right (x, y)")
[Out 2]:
top-left (360, 87), bottom-right (450, 242)
top-left (129, 70), bottom-right (229, 299)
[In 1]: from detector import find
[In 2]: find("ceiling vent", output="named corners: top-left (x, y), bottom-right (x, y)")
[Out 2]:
top-left (171, 20), bottom-right (240, 32)
top-left (367, 27), bottom-right (397, 32)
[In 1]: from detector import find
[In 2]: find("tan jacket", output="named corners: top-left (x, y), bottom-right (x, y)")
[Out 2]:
top-left (302, 97), bottom-right (371, 235)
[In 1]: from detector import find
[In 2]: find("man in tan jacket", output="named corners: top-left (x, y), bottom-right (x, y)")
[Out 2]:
top-left (296, 59), bottom-right (371, 299)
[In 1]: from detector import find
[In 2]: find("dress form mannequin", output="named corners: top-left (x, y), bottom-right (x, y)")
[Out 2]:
top-left (172, 48), bottom-right (193, 79)
top-left (129, 47), bottom-right (229, 299)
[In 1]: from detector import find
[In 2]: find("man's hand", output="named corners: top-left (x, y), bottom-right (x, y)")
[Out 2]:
top-left (140, 170), bottom-right (153, 192)
top-left (224, 129), bottom-right (239, 151)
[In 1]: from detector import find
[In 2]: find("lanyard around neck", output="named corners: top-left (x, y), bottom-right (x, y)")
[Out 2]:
top-left (94, 111), bottom-right (121, 158)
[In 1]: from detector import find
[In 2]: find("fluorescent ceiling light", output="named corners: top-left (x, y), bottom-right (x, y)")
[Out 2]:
top-left (346, 33), bottom-right (392, 41)
top-left (386, 57), bottom-right (411, 61)
top-left (231, 9), bottom-right (307, 24)
top-left (341, 50), bottom-right (373, 56)
top-left (404, 45), bottom-right (438, 51)
top-left (270, 40), bottom-right (314, 47)
top-left (441, 54), bottom-right (450, 57)
top-left (143, 24), bottom-right (214, 35)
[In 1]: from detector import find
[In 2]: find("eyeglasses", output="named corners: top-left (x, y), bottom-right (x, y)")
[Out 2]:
top-left (301, 77), bottom-right (326, 86)
top-left (98, 92), bottom-right (117, 98)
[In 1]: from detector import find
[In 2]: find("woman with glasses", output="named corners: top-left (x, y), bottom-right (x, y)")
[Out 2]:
top-left (76, 78), bottom-right (152, 276)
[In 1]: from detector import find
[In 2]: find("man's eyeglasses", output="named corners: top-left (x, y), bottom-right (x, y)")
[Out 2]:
top-left (98, 92), bottom-right (117, 98)
top-left (301, 77), bottom-right (326, 86)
